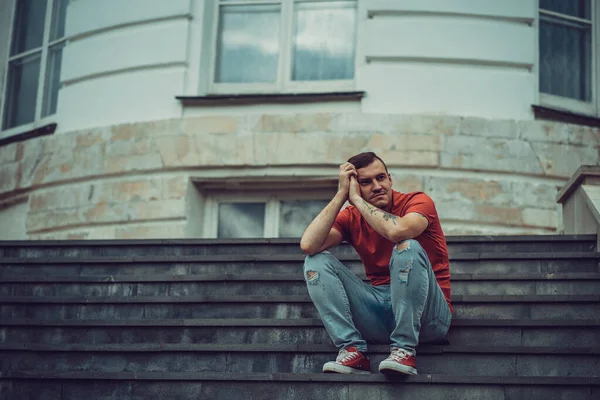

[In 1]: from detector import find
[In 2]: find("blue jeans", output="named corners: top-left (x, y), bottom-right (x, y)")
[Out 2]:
top-left (304, 239), bottom-right (451, 354)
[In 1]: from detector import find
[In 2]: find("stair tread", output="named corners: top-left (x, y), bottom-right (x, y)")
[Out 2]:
top-left (1, 294), bottom-right (598, 303)
top-left (2, 318), bottom-right (598, 327)
top-left (1, 343), bottom-right (598, 354)
top-left (3, 370), bottom-right (599, 386)
top-left (3, 272), bottom-right (600, 282)
top-left (0, 234), bottom-right (595, 246)
top-left (2, 251), bottom-right (600, 264)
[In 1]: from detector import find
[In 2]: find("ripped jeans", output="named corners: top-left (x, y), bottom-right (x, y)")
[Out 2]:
top-left (303, 239), bottom-right (451, 354)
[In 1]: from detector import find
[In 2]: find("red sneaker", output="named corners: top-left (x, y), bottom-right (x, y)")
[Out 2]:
top-left (323, 346), bottom-right (371, 374)
top-left (378, 348), bottom-right (417, 375)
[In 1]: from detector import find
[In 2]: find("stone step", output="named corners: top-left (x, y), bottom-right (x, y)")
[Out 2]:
top-left (2, 253), bottom-right (599, 276)
top-left (3, 275), bottom-right (599, 297)
top-left (3, 272), bottom-right (599, 282)
top-left (0, 235), bottom-right (596, 259)
top-left (2, 372), bottom-right (599, 400)
top-left (1, 319), bottom-right (598, 347)
top-left (1, 294), bottom-right (598, 320)
top-left (2, 343), bottom-right (599, 377)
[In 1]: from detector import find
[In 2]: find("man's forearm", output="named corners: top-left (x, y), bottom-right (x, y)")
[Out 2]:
top-left (300, 191), bottom-right (347, 254)
top-left (351, 198), bottom-right (409, 242)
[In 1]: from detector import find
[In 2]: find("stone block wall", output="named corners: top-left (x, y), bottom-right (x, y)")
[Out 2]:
top-left (0, 113), bottom-right (598, 239)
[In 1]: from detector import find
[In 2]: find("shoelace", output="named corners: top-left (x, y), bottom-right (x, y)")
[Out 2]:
top-left (337, 349), bottom-right (361, 363)
top-left (388, 348), bottom-right (411, 363)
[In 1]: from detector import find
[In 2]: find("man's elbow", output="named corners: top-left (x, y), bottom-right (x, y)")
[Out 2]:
top-left (300, 240), bottom-right (318, 256)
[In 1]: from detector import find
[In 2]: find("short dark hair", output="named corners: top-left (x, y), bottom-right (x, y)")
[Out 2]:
top-left (347, 152), bottom-right (388, 172)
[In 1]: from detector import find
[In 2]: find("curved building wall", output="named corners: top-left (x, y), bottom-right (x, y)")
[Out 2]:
top-left (359, 0), bottom-right (536, 119)
top-left (52, 0), bottom-right (537, 133)
top-left (0, 0), bottom-right (598, 239)
top-left (0, 114), bottom-right (597, 239)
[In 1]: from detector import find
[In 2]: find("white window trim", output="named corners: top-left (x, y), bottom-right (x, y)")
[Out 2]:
top-left (538, 1), bottom-right (599, 116)
top-left (0, 0), bottom-right (65, 141)
top-left (202, 188), bottom-right (336, 238)
top-left (207, 0), bottom-right (358, 95)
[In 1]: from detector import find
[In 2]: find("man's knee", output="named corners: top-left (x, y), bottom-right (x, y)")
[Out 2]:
top-left (303, 251), bottom-right (337, 282)
top-left (394, 239), bottom-right (422, 253)
top-left (304, 250), bottom-right (335, 266)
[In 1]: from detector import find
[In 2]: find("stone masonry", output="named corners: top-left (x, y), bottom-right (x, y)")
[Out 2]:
top-left (0, 113), bottom-right (598, 239)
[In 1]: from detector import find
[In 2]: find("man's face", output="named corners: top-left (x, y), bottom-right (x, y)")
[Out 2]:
top-left (355, 159), bottom-right (393, 211)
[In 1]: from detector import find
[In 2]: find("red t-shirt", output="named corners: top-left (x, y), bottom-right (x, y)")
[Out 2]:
top-left (332, 191), bottom-right (452, 313)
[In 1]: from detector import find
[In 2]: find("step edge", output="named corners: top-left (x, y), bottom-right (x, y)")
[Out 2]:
top-left (1, 371), bottom-right (598, 386)
top-left (3, 272), bottom-right (600, 283)
top-left (0, 343), bottom-right (598, 355)
top-left (2, 252), bottom-right (600, 264)
top-left (1, 318), bottom-right (599, 327)
top-left (0, 295), bottom-right (598, 304)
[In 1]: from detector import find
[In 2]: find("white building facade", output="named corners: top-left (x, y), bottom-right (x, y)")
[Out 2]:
top-left (0, 0), bottom-right (598, 240)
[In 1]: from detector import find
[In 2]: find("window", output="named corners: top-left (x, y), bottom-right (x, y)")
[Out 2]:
top-left (538, 0), bottom-right (596, 115)
top-left (204, 190), bottom-right (332, 238)
top-left (1, 0), bottom-right (67, 137)
top-left (209, 0), bottom-right (357, 94)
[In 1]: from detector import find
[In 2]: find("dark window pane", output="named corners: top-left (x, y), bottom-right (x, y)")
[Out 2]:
top-left (42, 43), bottom-right (63, 117)
top-left (11, 0), bottom-right (48, 55)
top-left (279, 200), bottom-right (328, 238)
top-left (218, 203), bottom-right (266, 238)
top-left (2, 53), bottom-right (41, 129)
top-left (215, 5), bottom-right (280, 83)
top-left (539, 17), bottom-right (591, 101)
top-left (292, 1), bottom-right (356, 81)
top-left (50, 0), bottom-right (68, 40)
top-left (540, 0), bottom-right (591, 19)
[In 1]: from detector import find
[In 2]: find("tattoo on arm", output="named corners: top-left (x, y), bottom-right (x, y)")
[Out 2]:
top-left (363, 199), bottom-right (378, 215)
top-left (361, 199), bottom-right (397, 225)
top-left (382, 213), bottom-right (398, 224)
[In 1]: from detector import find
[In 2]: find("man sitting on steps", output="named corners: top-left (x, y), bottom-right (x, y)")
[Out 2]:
top-left (300, 152), bottom-right (452, 375)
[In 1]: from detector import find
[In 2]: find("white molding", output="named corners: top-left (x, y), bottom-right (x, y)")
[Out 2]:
top-left (532, 5), bottom-right (540, 109)
top-left (367, 0), bottom-right (535, 23)
top-left (539, 9), bottom-right (592, 25)
top-left (0, 114), bottom-right (57, 142)
top-left (185, 0), bottom-right (207, 95)
top-left (66, 0), bottom-right (192, 39)
top-left (265, 198), bottom-right (279, 237)
top-left (595, 0), bottom-right (599, 115)
top-left (539, 93), bottom-right (596, 116)
top-left (278, 0), bottom-right (292, 89)
top-left (35, 0), bottom-right (55, 122)
top-left (0, 0), bottom-right (17, 132)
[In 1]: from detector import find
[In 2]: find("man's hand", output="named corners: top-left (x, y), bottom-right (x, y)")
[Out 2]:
top-left (348, 176), bottom-right (362, 206)
top-left (338, 162), bottom-right (357, 199)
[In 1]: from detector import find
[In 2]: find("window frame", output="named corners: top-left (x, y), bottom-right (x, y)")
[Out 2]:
top-left (203, 188), bottom-right (335, 238)
top-left (207, 0), bottom-right (358, 95)
top-left (538, 0), bottom-right (599, 116)
top-left (0, 0), bottom-right (66, 142)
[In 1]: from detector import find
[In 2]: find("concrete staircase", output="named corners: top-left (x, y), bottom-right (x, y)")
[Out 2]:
top-left (0, 235), bottom-right (599, 399)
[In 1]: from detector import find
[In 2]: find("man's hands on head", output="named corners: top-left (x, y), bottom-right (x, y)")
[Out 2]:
top-left (348, 175), bottom-right (361, 206)
top-left (300, 163), bottom-right (355, 255)
top-left (338, 162), bottom-right (357, 200)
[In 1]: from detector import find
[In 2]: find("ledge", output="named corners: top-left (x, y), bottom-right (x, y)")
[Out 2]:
top-left (0, 123), bottom-right (57, 147)
top-left (1, 318), bottom-right (597, 327)
top-left (4, 371), bottom-right (600, 386)
top-left (532, 105), bottom-right (600, 128)
top-left (176, 91), bottom-right (365, 106)
top-left (556, 165), bottom-right (600, 203)
top-left (0, 234), bottom-right (595, 247)
top-left (0, 294), bottom-right (597, 304)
